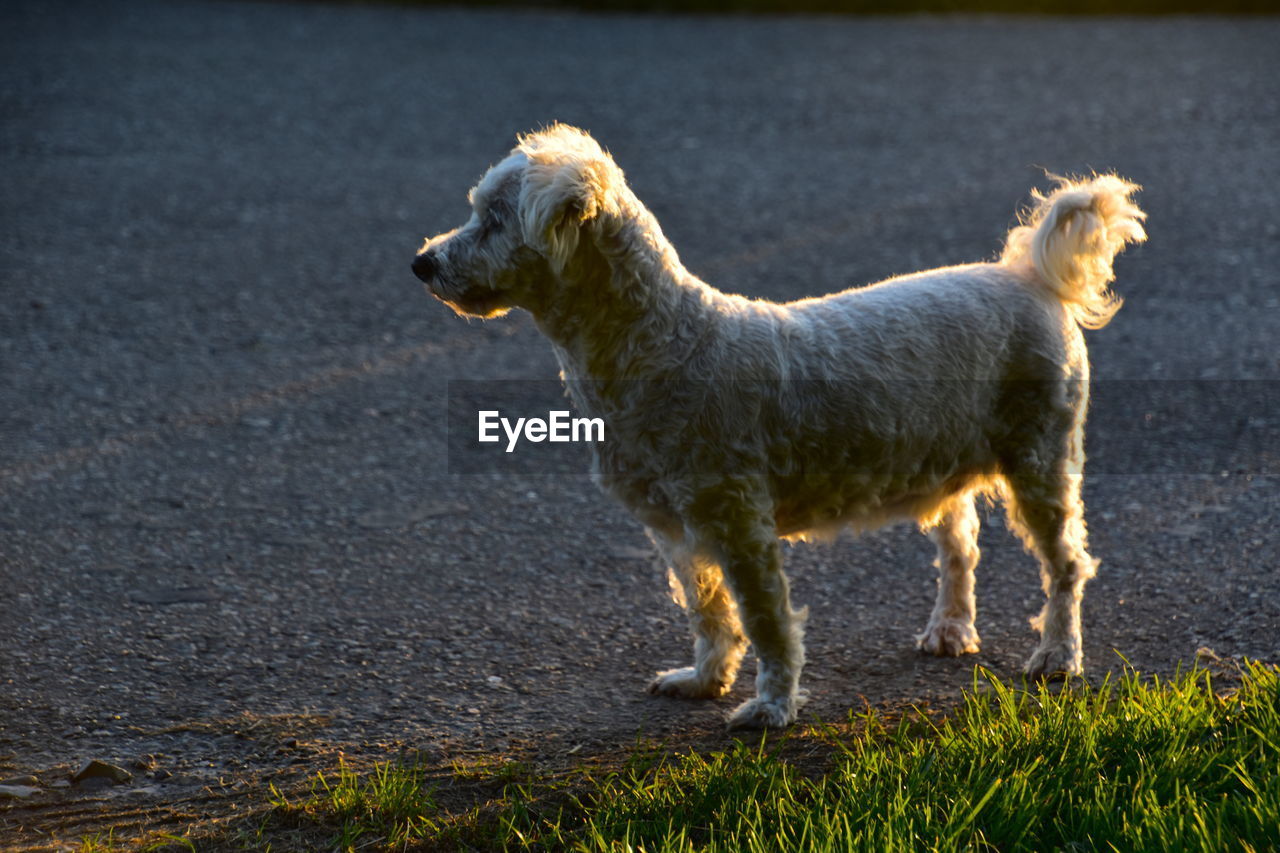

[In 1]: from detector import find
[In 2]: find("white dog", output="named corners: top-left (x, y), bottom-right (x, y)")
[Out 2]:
top-left (412, 125), bottom-right (1146, 729)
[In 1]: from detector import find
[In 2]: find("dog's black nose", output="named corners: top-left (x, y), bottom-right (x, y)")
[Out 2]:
top-left (411, 252), bottom-right (437, 283)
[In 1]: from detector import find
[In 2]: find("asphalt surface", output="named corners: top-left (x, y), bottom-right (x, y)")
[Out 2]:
top-left (2, 1), bottom-right (1279, 845)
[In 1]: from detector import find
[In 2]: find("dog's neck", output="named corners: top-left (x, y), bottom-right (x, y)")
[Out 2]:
top-left (528, 202), bottom-right (718, 385)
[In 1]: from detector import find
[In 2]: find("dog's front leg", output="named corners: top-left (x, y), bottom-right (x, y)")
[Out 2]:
top-left (710, 526), bottom-right (808, 730)
top-left (648, 535), bottom-right (747, 700)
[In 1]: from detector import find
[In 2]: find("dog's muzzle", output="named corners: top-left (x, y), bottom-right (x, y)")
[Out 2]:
top-left (411, 251), bottom-right (438, 285)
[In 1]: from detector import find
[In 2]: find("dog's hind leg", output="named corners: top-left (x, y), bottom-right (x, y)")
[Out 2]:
top-left (648, 535), bottom-right (747, 700)
top-left (1004, 461), bottom-right (1096, 679)
top-left (916, 497), bottom-right (982, 657)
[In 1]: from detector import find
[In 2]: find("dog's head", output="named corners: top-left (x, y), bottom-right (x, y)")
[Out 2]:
top-left (412, 124), bottom-right (625, 319)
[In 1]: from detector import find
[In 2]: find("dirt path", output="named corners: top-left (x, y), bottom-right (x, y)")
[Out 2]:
top-left (2, 2), bottom-right (1278, 846)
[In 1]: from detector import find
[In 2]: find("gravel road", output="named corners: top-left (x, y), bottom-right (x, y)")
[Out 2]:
top-left (2, 1), bottom-right (1278, 845)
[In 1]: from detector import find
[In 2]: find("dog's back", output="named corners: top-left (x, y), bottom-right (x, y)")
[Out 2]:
top-left (751, 264), bottom-right (1075, 535)
top-left (668, 176), bottom-right (1147, 537)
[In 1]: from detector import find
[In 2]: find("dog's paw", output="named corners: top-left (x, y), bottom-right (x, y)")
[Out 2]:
top-left (916, 619), bottom-right (981, 657)
top-left (1023, 644), bottom-right (1082, 680)
top-left (726, 694), bottom-right (802, 730)
top-left (648, 667), bottom-right (729, 700)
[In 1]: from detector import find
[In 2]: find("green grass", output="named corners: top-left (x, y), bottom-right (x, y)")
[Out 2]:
top-left (264, 661), bottom-right (1279, 852)
top-left (85, 660), bottom-right (1275, 851)
top-left (77, 830), bottom-right (196, 853)
top-left (270, 760), bottom-right (443, 848)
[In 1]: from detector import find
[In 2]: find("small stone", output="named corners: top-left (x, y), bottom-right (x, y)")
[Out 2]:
top-left (0, 775), bottom-right (39, 787)
top-left (0, 784), bottom-right (39, 799)
top-left (71, 760), bottom-right (132, 786)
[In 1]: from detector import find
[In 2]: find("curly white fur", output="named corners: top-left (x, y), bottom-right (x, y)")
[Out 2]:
top-left (412, 125), bottom-right (1147, 729)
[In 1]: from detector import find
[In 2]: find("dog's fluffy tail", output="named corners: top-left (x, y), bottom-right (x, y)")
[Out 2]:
top-left (1001, 174), bottom-right (1146, 329)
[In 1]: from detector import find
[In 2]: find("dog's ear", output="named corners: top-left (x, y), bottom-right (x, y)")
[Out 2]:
top-left (520, 159), bottom-right (613, 272)
top-left (517, 127), bottom-right (619, 272)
